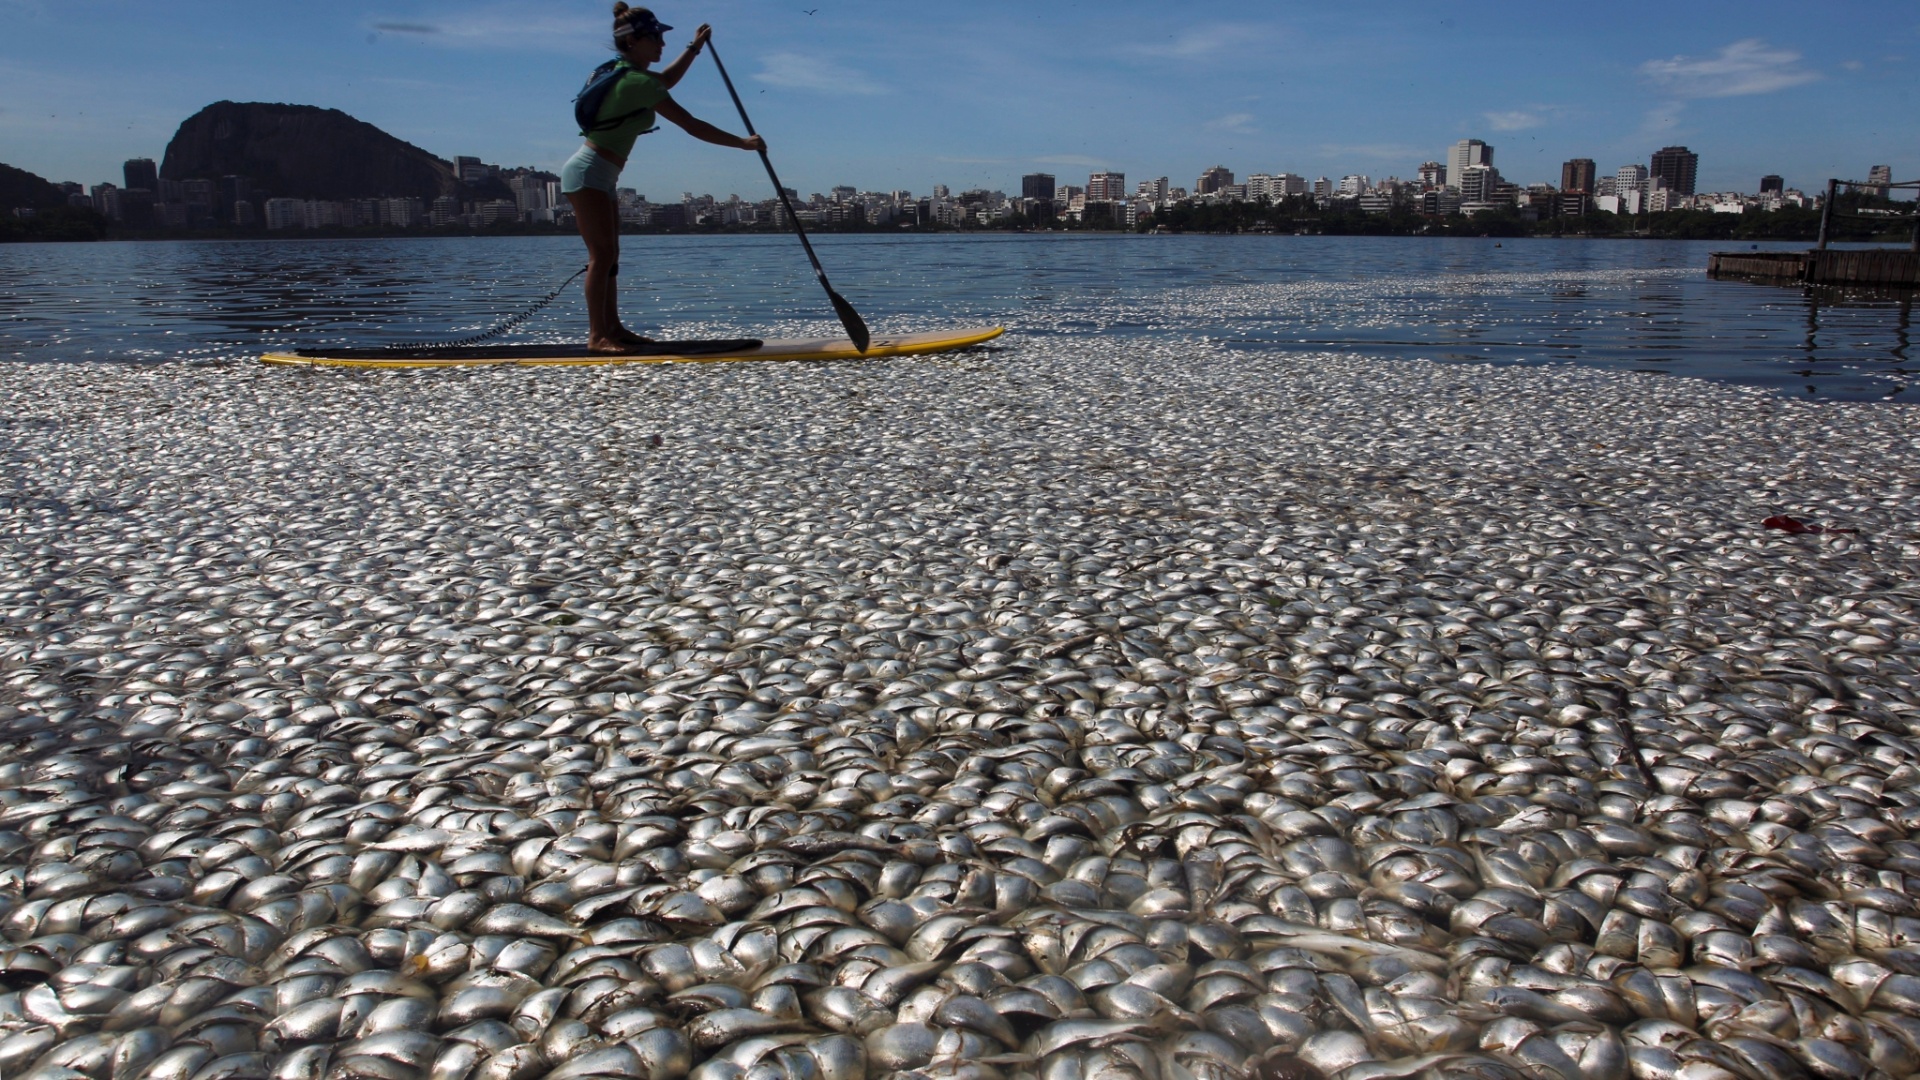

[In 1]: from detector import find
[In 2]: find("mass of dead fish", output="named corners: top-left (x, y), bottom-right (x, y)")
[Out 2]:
top-left (1, 342), bottom-right (1918, 1080)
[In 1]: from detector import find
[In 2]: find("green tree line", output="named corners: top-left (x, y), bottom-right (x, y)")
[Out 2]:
top-left (0, 206), bottom-right (111, 242)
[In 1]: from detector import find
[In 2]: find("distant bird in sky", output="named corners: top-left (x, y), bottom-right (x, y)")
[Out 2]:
top-left (802, 8), bottom-right (817, 13)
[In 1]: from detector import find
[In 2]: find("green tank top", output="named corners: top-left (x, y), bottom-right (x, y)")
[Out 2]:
top-left (589, 65), bottom-right (669, 160)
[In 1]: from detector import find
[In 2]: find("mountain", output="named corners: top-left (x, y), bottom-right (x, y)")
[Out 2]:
top-left (1, 162), bottom-right (67, 210)
top-left (160, 101), bottom-right (459, 201)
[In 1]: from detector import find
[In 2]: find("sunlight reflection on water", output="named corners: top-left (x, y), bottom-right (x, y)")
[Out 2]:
top-left (0, 233), bottom-right (1910, 399)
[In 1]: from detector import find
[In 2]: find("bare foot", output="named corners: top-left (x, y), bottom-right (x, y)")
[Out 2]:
top-left (587, 338), bottom-right (640, 355)
top-left (614, 327), bottom-right (656, 347)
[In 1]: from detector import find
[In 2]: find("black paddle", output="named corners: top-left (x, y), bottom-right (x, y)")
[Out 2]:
top-left (707, 40), bottom-right (870, 353)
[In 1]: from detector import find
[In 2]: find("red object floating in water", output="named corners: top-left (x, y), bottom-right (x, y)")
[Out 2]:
top-left (1763, 515), bottom-right (1857, 535)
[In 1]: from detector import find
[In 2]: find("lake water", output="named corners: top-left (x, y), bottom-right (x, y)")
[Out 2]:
top-left (0, 233), bottom-right (1913, 400)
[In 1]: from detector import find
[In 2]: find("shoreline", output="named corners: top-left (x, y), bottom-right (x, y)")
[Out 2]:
top-left (5, 230), bottom-right (1901, 245)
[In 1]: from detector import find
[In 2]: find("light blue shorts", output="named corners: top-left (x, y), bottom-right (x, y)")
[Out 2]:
top-left (560, 145), bottom-right (622, 196)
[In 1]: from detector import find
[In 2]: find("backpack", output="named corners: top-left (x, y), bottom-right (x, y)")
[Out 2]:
top-left (574, 59), bottom-right (659, 136)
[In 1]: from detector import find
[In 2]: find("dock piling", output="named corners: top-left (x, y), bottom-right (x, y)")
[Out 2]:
top-left (1715, 175), bottom-right (1919, 288)
top-left (1817, 179), bottom-right (1837, 252)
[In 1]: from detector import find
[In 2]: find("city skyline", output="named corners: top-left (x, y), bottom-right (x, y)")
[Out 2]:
top-left (78, 135), bottom-right (1849, 237)
top-left (3, 1), bottom-right (1916, 198)
top-left (70, 135), bottom-right (1864, 230)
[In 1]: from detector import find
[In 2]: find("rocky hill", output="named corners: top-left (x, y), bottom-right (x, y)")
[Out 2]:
top-left (1, 162), bottom-right (66, 210)
top-left (160, 101), bottom-right (459, 201)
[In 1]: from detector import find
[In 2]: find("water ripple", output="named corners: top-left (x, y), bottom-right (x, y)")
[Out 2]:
top-left (0, 234), bottom-right (1911, 399)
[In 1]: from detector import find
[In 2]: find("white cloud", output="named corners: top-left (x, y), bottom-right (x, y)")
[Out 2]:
top-left (1841, 60), bottom-right (1864, 71)
top-left (1204, 112), bottom-right (1256, 134)
top-left (752, 53), bottom-right (886, 96)
top-left (1125, 23), bottom-right (1275, 61)
top-left (362, 8), bottom-right (602, 52)
top-left (1639, 39), bottom-right (1820, 98)
top-left (1484, 110), bottom-right (1545, 132)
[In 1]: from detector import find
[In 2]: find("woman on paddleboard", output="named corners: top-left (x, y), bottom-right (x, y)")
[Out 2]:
top-left (561, 4), bottom-right (764, 354)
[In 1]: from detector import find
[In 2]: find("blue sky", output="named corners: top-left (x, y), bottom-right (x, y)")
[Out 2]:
top-left (3, 0), bottom-right (1915, 200)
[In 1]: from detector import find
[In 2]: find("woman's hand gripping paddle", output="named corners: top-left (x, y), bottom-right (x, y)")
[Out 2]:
top-left (708, 40), bottom-right (870, 353)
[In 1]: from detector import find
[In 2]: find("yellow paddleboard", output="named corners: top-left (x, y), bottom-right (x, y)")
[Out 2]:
top-left (262, 326), bottom-right (1004, 369)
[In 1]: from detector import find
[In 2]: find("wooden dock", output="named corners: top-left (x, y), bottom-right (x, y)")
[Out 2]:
top-left (1709, 249), bottom-right (1919, 287)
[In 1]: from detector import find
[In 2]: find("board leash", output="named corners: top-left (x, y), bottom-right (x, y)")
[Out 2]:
top-left (383, 264), bottom-right (589, 351)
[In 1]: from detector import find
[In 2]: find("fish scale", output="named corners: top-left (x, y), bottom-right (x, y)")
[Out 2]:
top-left (0, 344), bottom-right (1917, 1080)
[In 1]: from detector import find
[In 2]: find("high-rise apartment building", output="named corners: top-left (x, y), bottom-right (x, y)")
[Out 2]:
top-left (1449, 140), bottom-right (1492, 190)
top-left (1087, 172), bottom-right (1126, 201)
top-left (180, 178), bottom-right (215, 227)
top-left (123, 158), bottom-right (158, 191)
top-left (1021, 173), bottom-right (1055, 202)
top-left (301, 200), bottom-right (344, 229)
top-left (1137, 177), bottom-right (1170, 201)
top-left (509, 174), bottom-right (548, 214)
top-left (264, 198), bottom-right (303, 230)
top-left (1614, 165), bottom-right (1649, 214)
top-left (1649, 146), bottom-right (1698, 196)
top-left (1760, 175), bottom-right (1784, 195)
top-left (383, 198), bottom-right (425, 228)
top-left (1867, 165), bottom-right (1892, 197)
top-left (1561, 159), bottom-right (1596, 194)
top-left (1555, 192), bottom-right (1592, 217)
top-left (1194, 166), bottom-right (1234, 195)
top-left (1418, 162), bottom-right (1445, 191)
top-left (1457, 165), bottom-right (1496, 204)
top-left (90, 183), bottom-right (121, 220)
top-left (1245, 174), bottom-right (1308, 200)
